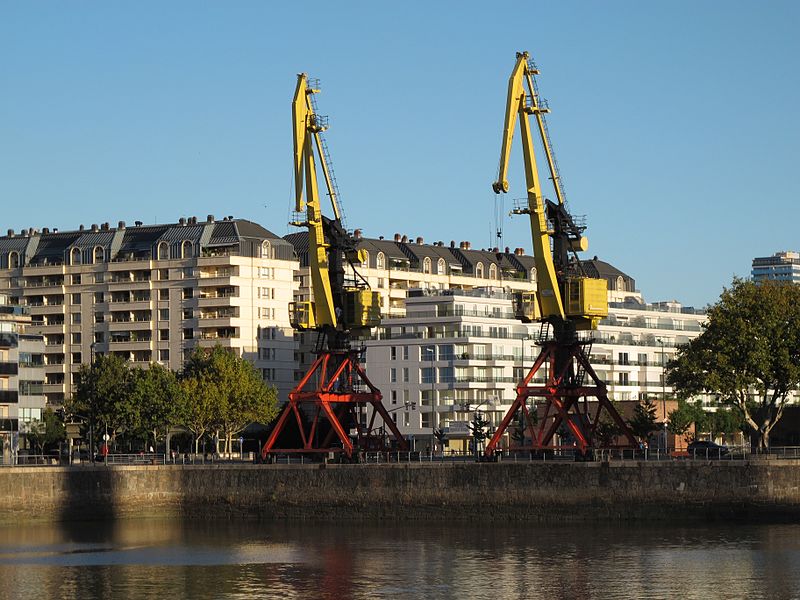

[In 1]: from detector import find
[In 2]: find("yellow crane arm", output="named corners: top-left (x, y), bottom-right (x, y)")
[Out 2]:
top-left (292, 73), bottom-right (337, 327)
top-left (492, 52), bottom-right (564, 320)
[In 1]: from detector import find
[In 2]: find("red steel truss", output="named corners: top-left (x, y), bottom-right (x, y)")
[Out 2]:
top-left (485, 340), bottom-right (637, 456)
top-left (262, 349), bottom-right (408, 460)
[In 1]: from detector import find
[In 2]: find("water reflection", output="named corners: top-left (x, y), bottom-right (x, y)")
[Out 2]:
top-left (0, 520), bottom-right (798, 599)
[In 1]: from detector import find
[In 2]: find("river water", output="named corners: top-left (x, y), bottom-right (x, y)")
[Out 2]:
top-left (0, 518), bottom-right (798, 599)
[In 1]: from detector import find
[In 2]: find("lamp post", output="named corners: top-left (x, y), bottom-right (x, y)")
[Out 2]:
top-left (657, 337), bottom-right (667, 450)
top-left (89, 342), bottom-right (96, 464)
top-left (426, 345), bottom-right (436, 454)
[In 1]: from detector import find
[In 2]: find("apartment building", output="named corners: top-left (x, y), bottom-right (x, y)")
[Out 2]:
top-left (0, 294), bottom-right (46, 462)
top-left (358, 257), bottom-right (707, 451)
top-left (0, 217), bottom-right (299, 405)
top-left (752, 251), bottom-right (800, 283)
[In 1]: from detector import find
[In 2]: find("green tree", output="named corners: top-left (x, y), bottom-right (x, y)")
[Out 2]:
top-left (71, 354), bottom-right (135, 446)
top-left (468, 412), bottom-right (492, 456)
top-left (628, 399), bottom-right (658, 444)
top-left (128, 363), bottom-right (179, 451)
top-left (25, 407), bottom-right (67, 455)
top-left (595, 412), bottom-right (622, 447)
top-left (667, 399), bottom-right (704, 444)
top-left (180, 346), bottom-right (278, 454)
top-left (666, 278), bottom-right (800, 450)
top-left (176, 371), bottom-right (219, 454)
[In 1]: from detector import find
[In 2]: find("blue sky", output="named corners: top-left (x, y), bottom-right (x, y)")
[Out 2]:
top-left (1, 1), bottom-right (798, 307)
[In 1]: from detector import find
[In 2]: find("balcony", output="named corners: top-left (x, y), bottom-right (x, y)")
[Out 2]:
top-left (0, 390), bottom-right (19, 403)
top-left (0, 333), bottom-right (19, 348)
top-left (0, 362), bottom-right (19, 376)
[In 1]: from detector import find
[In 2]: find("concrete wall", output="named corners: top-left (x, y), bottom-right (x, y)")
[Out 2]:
top-left (2, 460), bottom-right (800, 524)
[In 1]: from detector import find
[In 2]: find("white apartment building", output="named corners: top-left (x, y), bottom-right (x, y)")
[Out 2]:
top-left (0, 217), bottom-right (299, 405)
top-left (356, 256), bottom-right (708, 452)
top-left (0, 294), bottom-right (46, 462)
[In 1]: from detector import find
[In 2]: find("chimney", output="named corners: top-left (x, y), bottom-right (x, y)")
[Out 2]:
top-left (459, 241), bottom-right (466, 249)
top-left (393, 233), bottom-right (401, 242)
top-left (465, 241), bottom-right (471, 250)
top-left (7, 229), bottom-right (14, 237)
top-left (53, 228), bottom-right (58, 233)
top-left (416, 236), bottom-right (423, 245)
top-left (227, 215), bottom-right (233, 221)
top-left (353, 228), bottom-right (362, 240)
top-left (401, 235), bottom-right (408, 243)
top-left (206, 214), bottom-right (215, 223)
top-left (514, 247), bottom-right (524, 256)
top-left (42, 227), bottom-right (49, 234)
top-left (505, 246), bottom-right (510, 253)
top-left (79, 224), bottom-right (85, 231)
top-left (91, 224), bottom-right (99, 232)
top-left (179, 217), bottom-right (187, 226)
top-left (102, 222), bottom-right (110, 230)
top-left (450, 241), bottom-right (455, 248)
top-left (118, 221), bottom-right (126, 229)
top-left (492, 247), bottom-right (499, 253)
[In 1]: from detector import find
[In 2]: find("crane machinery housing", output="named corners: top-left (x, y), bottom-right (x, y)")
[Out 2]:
top-left (261, 74), bottom-right (407, 461)
top-left (484, 52), bottom-right (637, 457)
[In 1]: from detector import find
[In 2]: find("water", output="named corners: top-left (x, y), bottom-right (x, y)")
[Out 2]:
top-left (0, 518), bottom-right (799, 599)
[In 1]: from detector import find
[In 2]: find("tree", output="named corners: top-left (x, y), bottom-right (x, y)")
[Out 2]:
top-left (71, 354), bottom-right (135, 446)
top-left (628, 399), bottom-right (658, 444)
top-left (468, 412), bottom-right (492, 456)
top-left (127, 363), bottom-right (179, 451)
top-left (667, 399), bottom-right (704, 444)
top-left (176, 371), bottom-right (219, 454)
top-left (595, 412), bottom-right (622, 447)
top-left (667, 278), bottom-right (800, 451)
top-left (24, 407), bottom-right (66, 455)
top-left (179, 346), bottom-right (278, 454)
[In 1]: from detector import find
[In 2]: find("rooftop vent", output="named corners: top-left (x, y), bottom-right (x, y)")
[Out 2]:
top-left (134, 221), bottom-right (143, 227)
top-left (7, 229), bottom-right (14, 237)
top-left (353, 228), bottom-right (362, 240)
top-left (42, 227), bottom-right (49, 235)
top-left (179, 217), bottom-right (187, 226)
top-left (91, 224), bottom-right (99, 232)
top-left (416, 236), bottom-right (423, 245)
top-left (393, 233), bottom-right (401, 242)
top-left (401, 235), bottom-right (408, 243)
top-left (206, 215), bottom-right (214, 223)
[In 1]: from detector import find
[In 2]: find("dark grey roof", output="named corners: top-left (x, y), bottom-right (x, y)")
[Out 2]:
top-left (0, 218), bottom-right (295, 265)
top-left (580, 258), bottom-right (635, 292)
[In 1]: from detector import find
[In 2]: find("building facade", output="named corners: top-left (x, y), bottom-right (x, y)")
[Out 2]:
top-left (751, 251), bottom-right (800, 283)
top-left (0, 294), bottom-right (46, 462)
top-left (0, 217), bottom-right (299, 405)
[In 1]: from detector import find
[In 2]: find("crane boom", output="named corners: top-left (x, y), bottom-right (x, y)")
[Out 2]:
top-left (492, 52), bottom-right (607, 333)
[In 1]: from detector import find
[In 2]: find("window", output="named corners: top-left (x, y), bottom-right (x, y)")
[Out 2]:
top-left (421, 367), bottom-right (436, 384)
top-left (94, 292), bottom-right (104, 303)
top-left (94, 332), bottom-right (104, 343)
top-left (391, 390), bottom-right (398, 404)
top-left (618, 352), bottom-right (629, 366)
top-left (638, 353), bottom-right (648, 366)
top-left (93, 246), bottom-right (104, 264)
top-left (423, 257), bottom-right (432, 274)
top-left (182, 288), bottom-right (192, 299)
top-left (71, 274), bottom-right (81, 284)
top-left (437, 259), bottom-right (446, 275)
top-left (475, 262), bottom-right (484, 278)
top-left (183, 328), bottom-right (193, 340)
top-left (159, 289), bottom-right (169, 300)
top-left (403, 368), bottom-right (409, 383)
top-left (72, 352), bottom-right (82, 364)
top-left (71, 293), bottom-right (81, 305)
top-left (158, 242), bottom-right (169, 260)
top-left (159, 308), bottom-right (169, 321)
top-left (261, 240), bottom-right (272, 259)
top-left (403, 346), bottom-right (409, 360)
top-left (390, 368), bottom-right (397, 383)
top-left (71, 313), bottom-right (81, 325)
top-left (71, 332), bottom-right (81, 344)
top-left (8, 251), bottom-right (19, 269)
top-left (618, 372), bottom-right (629, 386)
top-left (391, 346), bottom-right (397, 360)
top-left (159, 349), bottom-right (169, 362)
top-left (182, 267), bottom-right (193, 279)
top-left (94, 312), bottom-right (104, 324)
top-left (183, 308), bottom-right (193, 319)
top-left (361, 250), bottom-right (369, 268)
top-left (70, 248), bottom-right (81, 266)
top-left (160, 329), bottom-right (169, 341)
top-left (181, 240), bottom-right (193, 259)
top-left (376, 252), bottom-right (386, 270)
top-left (159, 269), bottom-right (169, 281)
top-left (422, 345), bottom-right (436, 361)
top-left (489, 264), bottom-right (498, 279)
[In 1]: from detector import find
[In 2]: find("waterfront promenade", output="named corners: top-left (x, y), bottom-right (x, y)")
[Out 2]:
top-left (2, 459), bottom-right (800, 524)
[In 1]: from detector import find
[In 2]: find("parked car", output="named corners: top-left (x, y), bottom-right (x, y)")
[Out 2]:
top-left (687, 440), bottom-right (729, 458)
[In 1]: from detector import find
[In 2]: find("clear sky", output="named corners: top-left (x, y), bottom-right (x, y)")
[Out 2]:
top-left (2, 1), bottom-right (798, 308)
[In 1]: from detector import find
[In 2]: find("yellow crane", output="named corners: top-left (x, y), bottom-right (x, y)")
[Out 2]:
top-left (485, 52), bottom-right (636, 457)
top-left (263, 74), bottom-right (407, 461)
top-left (493, 51), bottom-right (607, 335)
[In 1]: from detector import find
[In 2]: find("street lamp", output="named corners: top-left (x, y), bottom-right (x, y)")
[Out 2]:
top-left (426, 344), bottom-right (436, 454)
top-left (657, 337), bottom-right (667, 450)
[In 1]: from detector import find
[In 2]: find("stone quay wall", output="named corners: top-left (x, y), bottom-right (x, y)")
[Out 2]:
top-left (2, 460), bottom-right (800, 523)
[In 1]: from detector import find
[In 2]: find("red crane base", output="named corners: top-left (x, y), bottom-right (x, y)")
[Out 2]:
top-left (262, 349), bottom-right (408, 460)
top-left (485, 340), bottom-right (638, 457)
